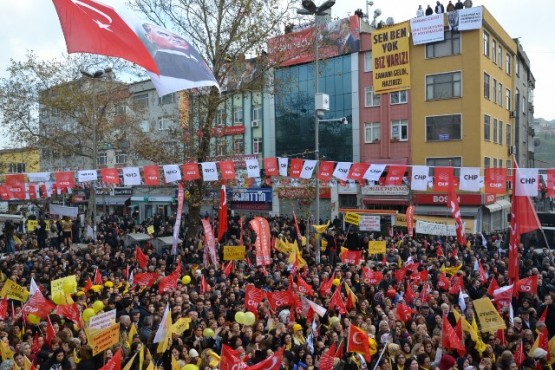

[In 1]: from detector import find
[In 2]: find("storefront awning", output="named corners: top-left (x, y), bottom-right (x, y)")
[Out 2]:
top-left (362, 197), bottom-right (409, 206)
top-left (414, 205), bottom-right (480, 217)
top-left (485, 199), bottom-right (512, 212)
top-left (96, 196), bottom-right (130, 206)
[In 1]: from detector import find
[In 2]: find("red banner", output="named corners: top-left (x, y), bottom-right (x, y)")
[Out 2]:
top-left (172, 183), bottom-right (185, 255)
top-left (143, 165), bottom-right (160, 185)
top-left (245, 285), bottom-right (266, 314)
top-left (250, 217), bottom-right (271, 266)
top-left (318, 161), bottom-right (335, 181)
top-left (348, 163), bottom-right (369, 183)
top-left (385, 165), bottom-right (407, 185)
top-left (201, 218), bottom-right (218, 267)
top-left (341, 250), bottom-right (362, 265)
top-left (548, 169), bottom-right (555, 198)
top-left (447, 182), bottom-right (466, 246)
top-left (182, 163), bottom-right (201, 181)
top-left (5, 174), bottom-right (26, 200)
top-left (264, 157), bottom-right (279, 176)
top-left (101, 168), bottom-right (120, 185)
top-left (289, 159), bottom-right (303, 178)
top-left (485, 168), bottom-right (507, 194)
top-left (219, 161), bottom-right (236, 180)
top-left (434, 167), bottom-right (453, 192)
top-left (55, 171), bottom-right (75, 192)
top-left (362, 267), bottom-right (383, 285)
top-left (133, 272), bottom-right (159, 287)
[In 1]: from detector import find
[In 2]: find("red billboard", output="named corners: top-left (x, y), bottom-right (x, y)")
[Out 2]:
top-left (413, 193), bottom-right (496, 206)
top-left (268, 16), bottom-right (361, 67)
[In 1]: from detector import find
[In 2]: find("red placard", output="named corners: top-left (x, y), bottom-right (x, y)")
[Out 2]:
top-left (348, 163), bottom-right (369, 183)
top-left (142, 165), bottom-right (160, 186)
top-left (289, 159), bottom-right (303, 178)
top-left (182, 163), bottom-right (201, 181)
top-left (485, 168), bottom-right (507, 194)
top-left (219, 161), bottom-right (236, 180)
top-left (385, 165), bottom-right (407, 185)
top-left (263, 158), bottom-right (279, 177)
top-left (101, 168), bottom-right (120, 185)
top-left (318, 161), bottom-right (335, 181)
top-left (433, 167), bottom-right (453, 192)
top-left (55, 171), bottom-right (75, 192)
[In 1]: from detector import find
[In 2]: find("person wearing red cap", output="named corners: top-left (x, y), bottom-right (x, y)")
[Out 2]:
top-left (438, 354), bottom-right (457, 370)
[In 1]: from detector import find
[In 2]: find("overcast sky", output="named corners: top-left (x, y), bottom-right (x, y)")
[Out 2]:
top-left (1, 1), bottom-right (553, 126)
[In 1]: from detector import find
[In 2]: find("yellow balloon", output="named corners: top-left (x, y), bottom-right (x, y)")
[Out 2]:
top-left (83, 308), bottom-right (95, 322)
top-left (234, 311), bottom-right (245, 324)
top-left (27, 314), bottom-right (40, 324)
top-left (182, 365), bottom-right (199, 370)
top-left (63, 279), bottom-right (76, 294)
top-left (181, 275), bottom-right (192, 285)
top-left (243, 312), bottom-right (256, 326)
top-left (91, 285), bottom-right (103, 293)
top-left (203, 328), bottom-right (215, 338)
top-left (332, 278), bottom-right (341, 286)
top-left (93, 300), bottom-right (104, 313)
top-left (52, 292), bottom-right (66, 305)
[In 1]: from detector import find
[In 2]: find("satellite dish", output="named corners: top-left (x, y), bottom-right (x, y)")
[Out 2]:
top-left (386, 17), bottom-right (394, 25)
top-left (374, 8), bottom-right (382, 17)
top-left (367, 1), bottom-right (374, 5)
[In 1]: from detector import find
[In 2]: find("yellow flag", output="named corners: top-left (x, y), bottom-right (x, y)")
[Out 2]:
top-left (23, 356), bottom-right (34, 370)
top-left (313, 220), bottom-right (330, 234)
top-left (0, 341), bottom-right (14, 361)
top-left (452, 310), bottom-right (477, 342)
top-left (122, 352), bottom-right (138, 370)
top-left (287, 241), bottom-right (306, 268)
top-left (529, 334), bottom-right (540, 357)
top-left (156, 306), bottom-right (172, 354)
top-left (127, 323), bottom-right (138, 348)
top-left (440, 264), bottom-right (463, 276)
top-left (344, 282), bottom-right (357, 305)
top-left (73, 347), bottom-right (81, 364)
top-left (172, 355), bottom-right (180, 370)
top-left (549, 336), bottom-right (555, 364)
top-left (139, 347), bottom-right (145, 370)
top-left (274, 238), bottom-right (292, 254)
top-left (206, 350), bottom-right (221, 368)
top-left (145, 362), bottom-right (154, 370)
top-left (13, 235), bottom-right (21, 245)
top-left (472, 317), bottom-right (487, 354)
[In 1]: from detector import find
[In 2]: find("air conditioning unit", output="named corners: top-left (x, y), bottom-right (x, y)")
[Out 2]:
top-left (508, 145), bottom-right (516, 155)
top-left (509, 111), bottom-right (516, 118)
top-left (251, 120), bottom-right (259, 128)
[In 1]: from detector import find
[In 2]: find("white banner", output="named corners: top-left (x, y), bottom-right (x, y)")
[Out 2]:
top-left (333, 162), bottom-right (352, 181)
top-left (278, 157), bottom-right (288, 177)
top-left (49, 204), bottom-right (78, 218)
top-left (78, 170), bottom-right (97, 183)
top-left (459, 167), bottom-right (482, 192)
top-left (201, 162), bottom-right (218, 182)
top-left (416, 220), bottom-right (457, 236)
top-left (515, 168), bottom-right (538, 197)
top-left (122, 167), bottom-right (141, 186)
top-left (245, 158), bottom-right (260, 178)
top-left (27, 172), bottom-right (51, 183)
top-left (359, 215), bottom-right (381, 232)
top-left (300, 160), bottom-right (317, 179)
top-left (363, 164), bottom-right (386, 182)
top-left (410, 13), bottom-right (445, 45)
top-left (454, 6), bottom-right (483, 31)
top-left (89, 309), bottom-right (117, 330)
top-left (411, 166), bottom-right (429, 191)
top-left (163, 164), bottom-right (181, 183)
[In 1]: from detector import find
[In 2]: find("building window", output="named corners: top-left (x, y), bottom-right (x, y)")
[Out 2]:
top-left (493, 158), bottom-right (498, 168)
top-left (364, 122), bottom-right (381, 143)
top-left (133, 93), bottom-right (149, 110)
top-left (506, 53), bottom-right (511, 74)
top-left (426, 157), bottom-right (462, 176)
top-left (492, 79), bottom-right (498, 104)
top-left (484, 73), bottom-right (490, 99)
top-left (97, 152), bottom-right (107, 166)
top-left (364, 51), bottom-right (373, 72)
top-left (158, 93), bottom-right (175, 105)
top-left (426, 31), bottom-right (461, 58)
top-left (483, 31), bottom-right (490, 57)
top-left (364, 87), bottom-right (381, 107)
top-left (391, 120), bottom-right (408, 141)
top-left (492, 40), bottom-right (497, 64)
top-left (8, 163), bottom-right (25, 173)
top-left (390, 90), bottom-right (408, 105)
top-left (252, 105), bottom-right (261, 123)
top-left (426, 114), bottom-right (462, 141)
top-left (216, 140), bottom-right (226, 156)
top-left (426, 72), bottom-right (461, 100)
top-left (484, 157), bottom-right (490, 169)
top-left (253, 138), bottom-right (262, 154)
top-left (515, 57), bottom-right (520, 77)
top-left (140, 120), bottom-right (150, 133)
top-left (493, 119), bottom-right (498, 143)
top-left (484, 115), bottom-right (491, 141)
top-left (506, 123), bottom-right (511, 146)
top-left (497, 83), bottom-right (503, 106)
top-left (506, 89), bottom-right (511, 110)
top-left (498, 121), bottom-right (503, 145)
top-left (115, 152), bottom-right (127, 165)
top-left (522, 96), bottom-right (527, 115)
top-left (233, 108), bottom-right (243, 124)
top-left (234, 139), bottom-right (243, 154)
top-left (158, 117), bottom-right (174, 130)
top-left (497, 45), bottom-right (502, 68)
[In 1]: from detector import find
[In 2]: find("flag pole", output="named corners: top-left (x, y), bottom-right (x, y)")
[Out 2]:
top-left (371, 343), bottom-right (388, 370)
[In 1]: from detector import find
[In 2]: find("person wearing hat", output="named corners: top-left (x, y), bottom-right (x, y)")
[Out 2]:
top-left (292, 323), bottom-right (306, 346)
top-left (438, 354), bottom-right (457, 370)
top-left (189, 348), bottom-right (201, 366)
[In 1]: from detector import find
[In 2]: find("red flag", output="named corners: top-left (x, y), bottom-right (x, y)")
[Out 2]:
top-left (267, 290), bottom-right (293, 311)
top-left (441, 314), bottom-right (465, 353)
top-left (143, 165), bottom-right (160, 185)
top-left (223, 261), bottom-right (233, 277)
top-left (100, 168), bottom-right (120, 185)
top-left (362, 267), bottom-right (383, 285)
top-left (296, 275), bottom-right (314, 296)
top-left (40, 184), bottom-right (48, 199)
top-left (0, 298), bottom-right (7, 320)
top-left (515, 275), bottom-right (539, 294)
top-left (347, 325), bottom-right (371, 362)
top-left (245, 285), bottom-right (266, 314)
top-left (485, 168), bottom-right (507, 194)
top-left (158, 271), bottom-right (179, 294)
top-left (319, 350), bottom-right (335, 370)
top-left (54, 171), bottom-right (75, 192)
top-left (404, 282), bottom-right (415, 304)
top-left (132, 272), bottom-right (160, 287)
top-left (486, 278), bottom-right (500, 296)
top-left (245, 347), bottom-right (283, 370)
top-left (409, 270), bottom-right (428, 282)
top-left (434, 167), bottom-right (453, 192)
top-left (513, 164), bottom-right (541, 235)
top-left (46, 316), bottom-right (56, 345)
top-left (341, 250), bottom-right (362, 265)
top-left (99, 348), bottom-right (123, 370)
top-left (396, 303), bottom-right (415, 322)
top-left (384, 165), bottom-right (407, 185)
top-left (394, 267), bottom-right (407, 282)
top-left (539, 306), bottom-right (548, 324)
top-left (539, 326), bottom-right (551, 361)
top-left (328, 287), bottom-right (347, 314)
top-left (28, 184), bottom-right (37, 200)
top-left (347, 163), bottom-right (369, 183)
top-left (94, 267), bottom-right (103, 285)
top-left (135, 247), bottom-right (148, 269)
top-left (289, 159), bottom-right (304, 178)
top-left (447, 172), bottom-right (467, 246)
top-left (421, 284), bottom-right (431, 303)
top-left (221, 345), bottom-right (247, 370)
top-left (509, 196), bottom-right (520, 282)
top-left (263, 157), bottom-right (279, 177)
top-left (437, 273), bottom-right (451, 291)
top-left (200, 275), bottom-right (210, 294)
top-left (320, 276), bottom-right (334, 297)
top-left (84, 277), bottom-right (93, 293)
top-left (23, 291), bottom-right (56, 321)
top-left (217, 185), bottom-right (228, 241)
top-left (182, 163), bottom-right (201, 181)
top-left (335, 341), bottom-right (345, 359)
top-left (436, 245), bottom-right (444, 257)
top-left (514, 341), bottom-right (525, 366)
top-left (292, 210), bottom-right (302, 241)
top-left (54, 304), bottom-right (82, 328)
top-left (52, 0), bottom-right (159, 74)
top-left (318, 161), bottom-right (335, 181)
top-left (478, 261), bottom-right (488, 284)
top-left (5, 174), bottom-right (26, 200)
top-left (219, 161), bottom-right (236, 180)
top-left (32, 334), bottom-right (41, 353)
top-left (448, 275), bottom-right (463, 295)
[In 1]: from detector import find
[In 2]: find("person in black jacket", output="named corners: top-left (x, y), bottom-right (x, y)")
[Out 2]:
top-left (537, 294), bottom-right (555, 338)
top-left (425, 5), bottom-right (434, 15)
top-left (41, 348), bottom-right (72, 370)
top-left (76, 345), bottom-right (96, 370)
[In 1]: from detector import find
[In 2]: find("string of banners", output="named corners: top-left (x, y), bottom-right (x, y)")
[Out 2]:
top-left (0, 158), bottom-right (551, 200)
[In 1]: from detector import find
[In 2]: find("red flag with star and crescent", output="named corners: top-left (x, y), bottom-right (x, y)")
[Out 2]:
top-left (347, 324), bottom-right (371, 362)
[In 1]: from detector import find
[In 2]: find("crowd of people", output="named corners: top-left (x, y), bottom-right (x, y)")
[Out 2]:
top-left (416, 0), bottom-right (473, 17)
top-left (0, 211), bottom-right (552, 370)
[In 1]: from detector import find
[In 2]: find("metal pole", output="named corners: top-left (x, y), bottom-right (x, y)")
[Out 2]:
top-left (91, 80), bottom-right (97, 231)
top-left (314, 15), bottom-right (321, 264)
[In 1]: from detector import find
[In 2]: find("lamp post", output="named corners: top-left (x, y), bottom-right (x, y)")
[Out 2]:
top-left (297, 0), bottom-right (335, 264)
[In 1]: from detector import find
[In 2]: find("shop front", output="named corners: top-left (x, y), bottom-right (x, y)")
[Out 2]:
top-left (227, 187), bottom-right (272, 215)
top-left (360, 185), bottom-right (411, 212)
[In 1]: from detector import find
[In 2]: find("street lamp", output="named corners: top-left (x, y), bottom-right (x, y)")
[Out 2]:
top-left (297, 0), bottom-right (335, 264)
